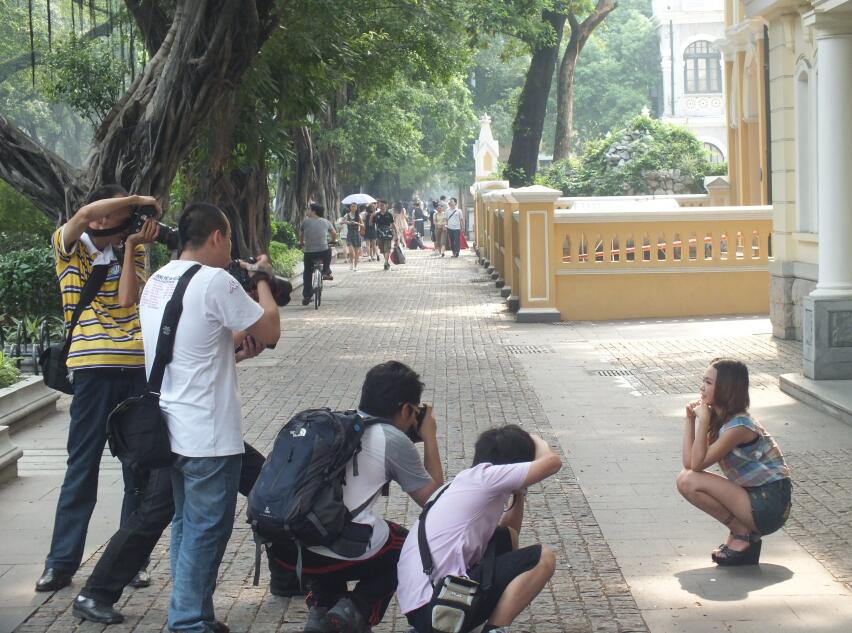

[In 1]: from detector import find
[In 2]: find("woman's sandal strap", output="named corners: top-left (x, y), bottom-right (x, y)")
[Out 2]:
top-left (731, 533), bottom-right (760, 543)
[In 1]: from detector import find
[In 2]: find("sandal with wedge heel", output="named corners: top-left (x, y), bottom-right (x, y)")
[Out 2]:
top-left (711, 533), bottom-right (762, 566)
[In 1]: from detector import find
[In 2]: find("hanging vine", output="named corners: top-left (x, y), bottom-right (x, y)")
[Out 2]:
top-left (47, 0), bottom-right (53, 53)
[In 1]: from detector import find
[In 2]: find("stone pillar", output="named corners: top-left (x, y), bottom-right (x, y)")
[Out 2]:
top-left (501, 197), bottom-right (518, 299)
top-left (803, 12), bottom-right (852, 379)
top-left (513, 186), bottom-right (562, 322)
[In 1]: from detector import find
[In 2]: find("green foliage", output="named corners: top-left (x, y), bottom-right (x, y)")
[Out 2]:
top-left (271, 220), bottom-right (298, 248)
top-left (570, 0), bottom-right (661, 146)
top-left (44, 33), bottom-right (125, 126)
top-left (537, 116), bottom-right (716, 196)
top-left (0, 350), bottom-right (21, 389)
top-left (268, 241), bottom-right (302, 278)
top-left (0, 181), bottom-right (55, 249)
top-left (0, 247), bottom-right (61, 320)
top-left (325, 74), bottom-right (478, 189)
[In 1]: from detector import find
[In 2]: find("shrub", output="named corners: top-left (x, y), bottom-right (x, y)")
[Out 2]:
top-left (0, 247), bottom-right (61, 320)
top-left (268, 241), bottom-right (303, 278)
top-left (537, 116), bottom-right (717, 196)
top-left (0, 351), bottom-right (21, 389)
top-left (271, 220), bottom-right (298, 248)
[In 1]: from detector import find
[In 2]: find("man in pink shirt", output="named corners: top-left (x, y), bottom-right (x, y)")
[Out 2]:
top-left (396, 425), bottom-right (562, 633)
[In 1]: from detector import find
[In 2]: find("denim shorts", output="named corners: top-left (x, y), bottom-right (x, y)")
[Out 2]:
top-left (747, 478), bottom-right (792, 536)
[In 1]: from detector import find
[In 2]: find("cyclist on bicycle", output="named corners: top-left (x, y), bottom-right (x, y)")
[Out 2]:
top-left (300, 203), bottom-right (337, 306)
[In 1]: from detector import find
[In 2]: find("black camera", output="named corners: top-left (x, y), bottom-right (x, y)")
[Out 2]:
top-left (131, 205), bottom-right (180, 250)
top-left (227, 257), bottom-right (293, 307)
top-left (406, 403), bottom-right (428, 443)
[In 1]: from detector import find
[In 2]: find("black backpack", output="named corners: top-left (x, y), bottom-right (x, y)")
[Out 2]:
top-left (247, 408), bottom-right (385, 583)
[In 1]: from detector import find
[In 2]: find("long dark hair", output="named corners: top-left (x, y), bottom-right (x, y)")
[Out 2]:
top-left (708, 358), bottom-right (750, 441)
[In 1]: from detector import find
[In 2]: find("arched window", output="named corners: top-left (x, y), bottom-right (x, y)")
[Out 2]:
top-left (703, 142), bottom-right (725, 164)
top-left (684, 41), bottom-right (722, 94)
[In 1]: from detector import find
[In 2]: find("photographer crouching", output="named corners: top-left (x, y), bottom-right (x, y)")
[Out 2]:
top-left (36, 186), bottom-right (165, 593)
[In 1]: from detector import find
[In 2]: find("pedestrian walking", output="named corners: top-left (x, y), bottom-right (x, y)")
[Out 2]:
top-left (676, 358), bottom-right (792, 566)
top-left (374, 199), bottom-right (396, 270)
top-left (363, 204), bottom-right (379, 261)
top-left (412, 200), bottom-right (426, 238)
top-left (445, 197), bottom-right (464, 257)
top-left (341, 202), bottom-right (364, 271)
top-left (393, 201), bottom-right (409, 248)
top-left (433, 203), bottom-right (447, 257)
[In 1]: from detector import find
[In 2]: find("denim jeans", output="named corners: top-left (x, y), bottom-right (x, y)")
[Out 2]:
top-left (82, 444), bottom-right (267, 606)
top-left (168, 454), bottom-right (241, 632)
top-left (45, 367), bottom-right (146, 574)
top-left (447, 228), bottom-right (461, 256)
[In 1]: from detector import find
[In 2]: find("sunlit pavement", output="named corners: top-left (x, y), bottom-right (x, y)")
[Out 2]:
top-left (3, 245), bottom-right (851, 632)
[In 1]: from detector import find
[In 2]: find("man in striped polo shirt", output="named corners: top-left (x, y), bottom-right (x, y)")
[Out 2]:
top-left (36, 185), bottom-right (162, 593)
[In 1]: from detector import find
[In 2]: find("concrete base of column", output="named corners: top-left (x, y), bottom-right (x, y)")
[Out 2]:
top-left (495, 278), bottom-right (505, 288)
top-left (506, 295), bottom-right (519, 312)
top-left (500, 286), bottom-right (511, 298)
top-left (780, 373), bottom-right (852, 428)
top-left (517, 307), bottom-right (561, 323)
top-left (803, 295), bottom-right (852, 379)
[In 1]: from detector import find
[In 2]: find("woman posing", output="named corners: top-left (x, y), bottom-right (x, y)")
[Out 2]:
top-left (676, 359), bottom-right (792, 565)
top-left (432, 203), bottom-right (447, 257)
top-left (363, 204), bottom-right (378, 261)
top-left (341, 202), bottom-right (364, 271)
top-left (392, 201), bottom-right (409, 248)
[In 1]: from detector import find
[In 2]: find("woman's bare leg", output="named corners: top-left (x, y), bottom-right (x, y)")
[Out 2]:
top-left (676, 469), bottom-right (758, 550)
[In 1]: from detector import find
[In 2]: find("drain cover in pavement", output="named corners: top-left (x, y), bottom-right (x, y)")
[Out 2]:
top-left (504, 345), bottom-right (554, 354)
top-left (595, 369), bottom-right (634, 376)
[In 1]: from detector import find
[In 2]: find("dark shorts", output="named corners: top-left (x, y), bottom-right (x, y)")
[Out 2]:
top-left (747, 477), bottom-right (792, 535)
top-left (406, 527), bottom-right (542, 633)
top-left (378, 238), bottom-right (394, 254)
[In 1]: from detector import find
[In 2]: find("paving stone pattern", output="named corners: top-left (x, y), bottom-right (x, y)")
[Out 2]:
top-left (783, 449), bottom-right (852, 592)
top-left (594, 335), bottom-right (803, 396)
top-left (16, 251), bottom-right (648, 633)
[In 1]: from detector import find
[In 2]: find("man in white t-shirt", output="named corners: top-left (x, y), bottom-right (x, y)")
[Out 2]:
top-left (396, 425), bottom-right (561, 633)
top-left (269, 361), bottom-right (444, 633)
top-left (445, 197), bottom-right (465, 257)
top-left (139, 202), bottom-right (281, 633)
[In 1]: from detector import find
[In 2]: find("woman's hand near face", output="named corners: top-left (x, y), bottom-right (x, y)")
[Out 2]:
top-left (693, 402), bottom-right (711, 425)
top-left (685, 399), bottom-right (701, 422)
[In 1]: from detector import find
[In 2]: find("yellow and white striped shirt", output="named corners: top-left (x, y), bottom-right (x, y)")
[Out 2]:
top-left (52, 227), bottom-right (146, 370)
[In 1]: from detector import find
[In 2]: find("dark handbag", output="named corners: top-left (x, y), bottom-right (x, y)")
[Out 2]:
top-left (39, 264), bottom-right (109, 394)
top-left (391, 243), bottom-right (406, 265)
top-left (418, 483), bottom-right (496, 633)
top-left (106, 264), bottom-right (201, 471)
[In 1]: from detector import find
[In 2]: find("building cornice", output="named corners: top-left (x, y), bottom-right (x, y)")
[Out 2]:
top-left (744, 0), bottom-right (809, 20)
top-left (717, 17), bottom-right (767, 55)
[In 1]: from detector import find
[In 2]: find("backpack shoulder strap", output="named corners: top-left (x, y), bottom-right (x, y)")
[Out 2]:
top-left (147, 264), bottom-right (202, 394)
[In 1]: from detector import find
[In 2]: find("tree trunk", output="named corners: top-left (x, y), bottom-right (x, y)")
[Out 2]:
top-left (0, 0), bottom-right (276, 222)
top-left (552, 2), bottom-right (618, 161)
top-left (505, 10), bottom-right (566, 187)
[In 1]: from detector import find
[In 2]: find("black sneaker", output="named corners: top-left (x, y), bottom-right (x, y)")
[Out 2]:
top-left (302, 296), bottom-right (311, 306)
top-left (327, 597), bottom-right (370, 633)
top-left (383, 262), bottom-right (390, 270)
top-left (129, 568), bottom-right (150, 588)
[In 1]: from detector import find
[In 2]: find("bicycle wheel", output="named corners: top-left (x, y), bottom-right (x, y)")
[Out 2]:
top-left (313, 269), bottom-right (322, 309)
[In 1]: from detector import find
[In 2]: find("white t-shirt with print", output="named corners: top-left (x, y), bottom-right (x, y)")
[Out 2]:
top-left (139, 260), bottom-right (264, 457)
top-left (309, 421), bottom-right (433, 561)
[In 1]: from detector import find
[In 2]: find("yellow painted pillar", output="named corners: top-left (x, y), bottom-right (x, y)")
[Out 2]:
top-left (512, 186), bottom-right (562, 322)
top-left (500, 197), bottom-right (518, 300)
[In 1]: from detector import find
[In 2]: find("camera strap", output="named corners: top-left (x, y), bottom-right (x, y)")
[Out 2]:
top-left (60, 264), bottom-right (110, 357)
top-left (146, 264), bottom-right (202, 395)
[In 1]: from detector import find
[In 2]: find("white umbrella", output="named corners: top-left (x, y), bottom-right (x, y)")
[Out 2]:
top-left (341, 193), bottom-right (377, 205)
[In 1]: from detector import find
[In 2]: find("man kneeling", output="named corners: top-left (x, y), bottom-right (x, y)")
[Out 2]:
top-left (396, 425), bottom-right (561, 633)
top-left (268, 361), bottom-right (443, 633)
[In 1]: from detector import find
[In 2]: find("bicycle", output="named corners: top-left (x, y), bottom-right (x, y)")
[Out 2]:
top-left (312, 257), bottom-right (323, 310)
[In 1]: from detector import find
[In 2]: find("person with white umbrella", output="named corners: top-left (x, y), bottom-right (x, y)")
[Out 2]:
top-left (340, 202), bottom-right (364, 271)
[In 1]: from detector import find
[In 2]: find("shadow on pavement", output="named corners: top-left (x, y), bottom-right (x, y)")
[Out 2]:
top-left (675, 563), bottom-right (794, 600)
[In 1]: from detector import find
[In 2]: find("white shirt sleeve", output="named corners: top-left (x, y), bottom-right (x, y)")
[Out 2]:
top-left (204, 269), bottom-right (265, 332)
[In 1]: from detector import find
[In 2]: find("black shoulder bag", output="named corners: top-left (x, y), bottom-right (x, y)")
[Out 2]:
top-left (418, 482), bottom-right (496, 633)
top-left (39, 264), bottom-right (110, 394)
top-left (106, 264), bottom-right (202, 472)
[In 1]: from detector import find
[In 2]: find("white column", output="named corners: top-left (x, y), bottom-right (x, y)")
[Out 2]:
top-left (812, 15), bottom-right (852, 296)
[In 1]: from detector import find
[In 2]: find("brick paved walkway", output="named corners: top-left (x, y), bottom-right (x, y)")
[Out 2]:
top-left (15, 250), bottom-right (648, 633)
